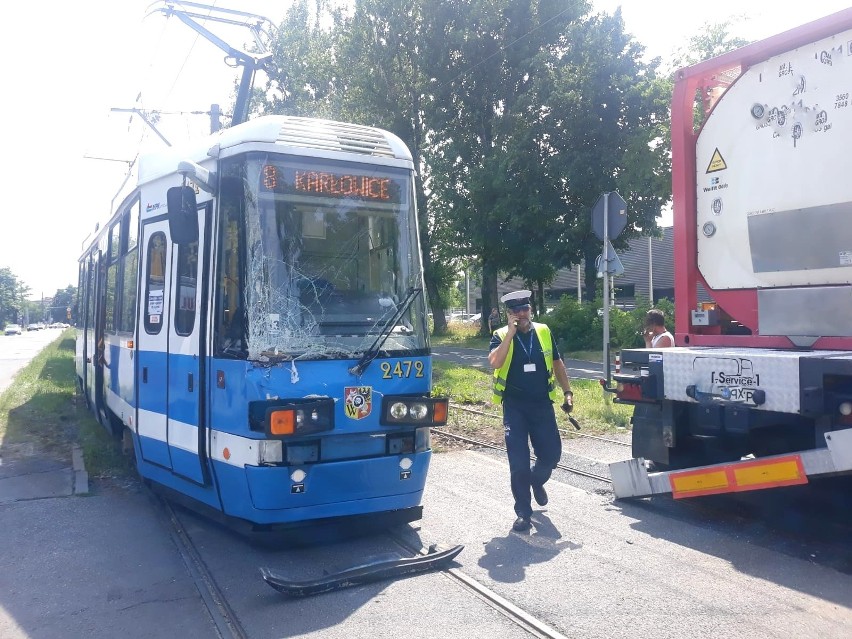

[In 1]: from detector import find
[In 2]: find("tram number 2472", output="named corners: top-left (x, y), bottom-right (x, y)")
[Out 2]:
top-left (380, 360), bottom-right (425, 379)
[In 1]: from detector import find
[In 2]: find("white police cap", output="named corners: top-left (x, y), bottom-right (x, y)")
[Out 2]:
top-left (501, 289), bottom-right (532, 309)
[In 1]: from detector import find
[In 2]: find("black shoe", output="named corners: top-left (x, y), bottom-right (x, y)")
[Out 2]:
top-left (532, 483), bottom-right (548, 506)
top-left (512, 516), bottom-right (531, 532)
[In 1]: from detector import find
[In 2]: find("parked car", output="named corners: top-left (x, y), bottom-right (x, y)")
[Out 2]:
top-left (464, 313), bottom-right (482, 327)
top-left (4, 323), bottom-right (22, 335)
top-left (26, 323), bottom-right (42, 331)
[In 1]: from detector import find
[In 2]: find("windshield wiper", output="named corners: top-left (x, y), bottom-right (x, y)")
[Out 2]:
top-left (348, 287), bottom-right (422, 377)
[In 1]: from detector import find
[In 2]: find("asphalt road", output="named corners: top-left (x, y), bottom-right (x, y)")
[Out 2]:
top-left (170, 449), bottom-right (852, 638)
top-left (2, 332), bottom-right (849, 637)
top-left (0, 328), bottom-right (64, 394)
top-left (432, 346), bottom-right (604, 380)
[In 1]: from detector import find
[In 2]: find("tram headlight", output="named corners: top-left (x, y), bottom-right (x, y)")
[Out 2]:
top-left (389, 402), bottom-right (409, 419)
top-left (409, 403), bottom-right (428, 420)
top-left (381, 396), bottom-right (449, 426)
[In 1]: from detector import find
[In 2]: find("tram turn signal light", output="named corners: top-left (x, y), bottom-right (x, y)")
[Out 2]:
top-left (270, 410), bottom-right (295, 436)
top-left (433, 400), bottom-right (448, 424)
top-left (251, 398), bottom-right (335, 438)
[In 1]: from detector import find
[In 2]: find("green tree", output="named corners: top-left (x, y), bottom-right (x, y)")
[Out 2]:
top-left (50, 285), bottom-right (77, 323)
top-left (255, 1), bottom-right (673, 337)
top-left (423, 0), bottom-right (592, 335)
top-left (669, 18), bottom-right (750, 70)
top-left (260, 0), bottom-right (341, 119)
top-left (0, 267), bottom-right (19, 325)
top-left (541, 10), bottom-right (672, 298)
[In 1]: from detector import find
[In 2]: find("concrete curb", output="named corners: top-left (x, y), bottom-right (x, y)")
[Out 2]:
top-left (72, 444), bottom-right (89, 495)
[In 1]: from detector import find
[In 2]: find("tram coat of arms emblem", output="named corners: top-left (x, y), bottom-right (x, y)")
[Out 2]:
top-left (344, 386), bottom-right (372, 420)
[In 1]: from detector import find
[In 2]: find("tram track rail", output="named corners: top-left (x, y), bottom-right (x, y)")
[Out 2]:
top-left (433, 428), bottom-right (613, 484)
top-left (157, 496), bottom-right (248, 639)
top-left (449, 401), bottom-right (630, 447)
top-left (155, 485), bottom-right (572, 638)
top-left (387, 531), bottom-right (569, 639)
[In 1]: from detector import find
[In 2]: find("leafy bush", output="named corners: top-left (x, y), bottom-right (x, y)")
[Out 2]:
top-left (538, 295), bottom-right (601, 353)
top-left (538, 293), bottom-right (676, 353)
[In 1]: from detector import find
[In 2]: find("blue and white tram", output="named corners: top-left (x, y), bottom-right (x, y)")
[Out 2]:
top-left (76, 115), bottom-right (447, 530)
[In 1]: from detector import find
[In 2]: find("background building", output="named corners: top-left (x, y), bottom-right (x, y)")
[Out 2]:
top-left (465, 227), bottom-right (675, 312)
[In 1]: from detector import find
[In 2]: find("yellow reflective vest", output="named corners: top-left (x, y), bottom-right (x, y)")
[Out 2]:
top-left (491, 322), bottom-right (558, 404)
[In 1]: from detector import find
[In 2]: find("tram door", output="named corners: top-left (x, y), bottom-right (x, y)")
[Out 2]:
top-left (136, 213), bottom-right (208, 484)
top-left (93, 253), bottom-right (107, 421)
top-left (136, 222), bottom-right (174, 469)
top-left (165, 207), bottom-right (207, 485)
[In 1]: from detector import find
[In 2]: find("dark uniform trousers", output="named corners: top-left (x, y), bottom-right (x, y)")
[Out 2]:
top-left (502, 396), bottom-right (562, 518)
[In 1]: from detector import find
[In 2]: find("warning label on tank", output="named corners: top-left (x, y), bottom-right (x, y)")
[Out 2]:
top-left (840, 251), bottom-right (852, 266)
top-left (706, 148), bottom-right (728, 173)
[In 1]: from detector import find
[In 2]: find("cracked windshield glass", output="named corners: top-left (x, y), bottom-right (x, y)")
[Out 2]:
top-left (216, 152), bottom-right (427, 361)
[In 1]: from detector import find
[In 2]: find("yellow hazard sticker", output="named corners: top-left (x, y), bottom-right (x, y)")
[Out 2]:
top-left (706, 148), bottom-right (727, 173)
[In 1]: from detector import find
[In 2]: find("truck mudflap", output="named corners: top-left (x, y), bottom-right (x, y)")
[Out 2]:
top-left (610, 427), bottom-right (852, 499)
top-left (260, 543), bottom-right (464, 596)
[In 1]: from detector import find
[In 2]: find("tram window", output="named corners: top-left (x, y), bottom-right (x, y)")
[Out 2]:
top-left (215, 175), bottom-right (246, 355)
top-left (73, 261), bottom-right (86, 326)
top-left (174, 241), bottom-right (198, 336)
top-left (120, 246), bottom-right (138, 333)
top-left (86, 256), bottom-right (95, 328)
top-left (144, 232), bottom-right (167, 334)
top-left (127, 202), bottom-right (139, 252)
top-left (109, 221), bottom-right (121, 261)
top-left (105, 262), bottom-right (117, 333)
top-left (118, 203), bottom-right (139, 333)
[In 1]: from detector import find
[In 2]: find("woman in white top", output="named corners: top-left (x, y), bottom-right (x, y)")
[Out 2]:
top-left (643, 308), bottom-right (674, 348)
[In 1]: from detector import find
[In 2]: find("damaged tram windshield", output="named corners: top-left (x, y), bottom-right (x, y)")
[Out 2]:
top-left (216, 153), bottom-right (428, 361)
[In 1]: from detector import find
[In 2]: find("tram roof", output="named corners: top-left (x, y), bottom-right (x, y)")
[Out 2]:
top-left (138, 115), bottom-right (413, 186)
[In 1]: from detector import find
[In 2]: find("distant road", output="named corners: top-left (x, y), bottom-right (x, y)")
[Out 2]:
top-left (0, 329), bottom-right (62, 395)
top-left (431, 346), bottom-right (604, 381)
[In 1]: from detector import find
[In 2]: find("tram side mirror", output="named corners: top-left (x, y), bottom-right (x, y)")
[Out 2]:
top-left (167, 186), bottom-right (199, 245)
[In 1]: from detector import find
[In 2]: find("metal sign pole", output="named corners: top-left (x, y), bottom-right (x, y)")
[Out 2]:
top-left (602, 193), bottom-right (611, 387)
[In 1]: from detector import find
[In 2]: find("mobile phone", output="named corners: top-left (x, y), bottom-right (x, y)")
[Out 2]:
top-left (514, 320), bottom-right (518, 327)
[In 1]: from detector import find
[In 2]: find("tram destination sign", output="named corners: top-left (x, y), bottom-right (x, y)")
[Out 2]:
top-left (261, 164), bottom-right (403, 204)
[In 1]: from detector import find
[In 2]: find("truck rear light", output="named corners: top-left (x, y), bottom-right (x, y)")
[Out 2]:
top-left (616, 382), bottom-right (644, 402)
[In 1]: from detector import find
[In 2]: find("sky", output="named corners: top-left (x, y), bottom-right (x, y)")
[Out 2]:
top-left (1, 0), bottom-right (850, 299)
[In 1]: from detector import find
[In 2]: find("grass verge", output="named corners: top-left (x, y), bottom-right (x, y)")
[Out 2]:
top-left (432, 359), bottom-right (633, 450)
top-left (0, 331), bottom-right (134, 481)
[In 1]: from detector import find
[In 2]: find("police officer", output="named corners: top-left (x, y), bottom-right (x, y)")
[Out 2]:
top-left (488, 290), bottom-right (574, 532)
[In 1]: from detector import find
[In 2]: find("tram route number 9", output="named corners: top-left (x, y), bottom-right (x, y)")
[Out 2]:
top-left (380, 360), bottom-right (424, 379)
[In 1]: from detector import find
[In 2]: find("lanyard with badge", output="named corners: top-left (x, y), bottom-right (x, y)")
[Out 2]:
top-left (515, 331), bottom-right (536, 372)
